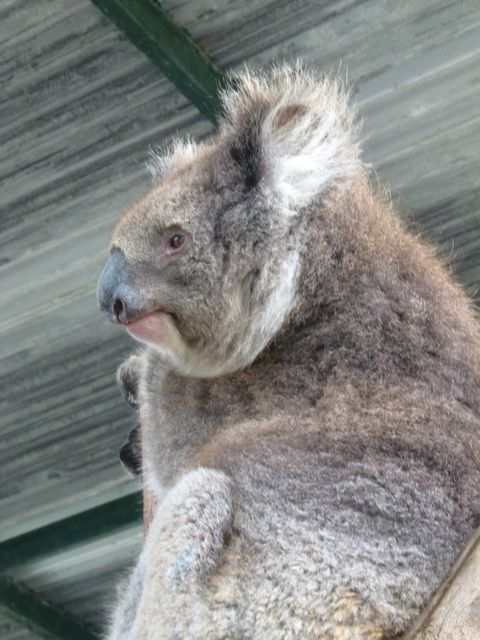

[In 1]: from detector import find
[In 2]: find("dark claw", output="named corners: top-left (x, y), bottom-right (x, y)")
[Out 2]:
top-left (119, 425), bottom-right (142, 477)
top-left (116, 358), bottom-right (141, 407)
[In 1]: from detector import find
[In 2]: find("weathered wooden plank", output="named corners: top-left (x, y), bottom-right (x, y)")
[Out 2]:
top-left (406, 528), bottom-right (480, 639)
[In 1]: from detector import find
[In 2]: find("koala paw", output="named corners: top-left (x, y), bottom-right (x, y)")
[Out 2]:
top-left (116, 355), bottom-right (143, 407)
top-left (119, 425), bottom-right (142, 477)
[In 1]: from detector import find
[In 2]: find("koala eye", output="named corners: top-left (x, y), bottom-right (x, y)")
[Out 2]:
top-left (163, 230), bottom-right (190, 259)
top-left (168, 233), bottom-right (185, 251)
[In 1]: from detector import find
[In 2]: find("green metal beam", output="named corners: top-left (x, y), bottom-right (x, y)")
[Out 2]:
top-left (0, 576), bottom-right (99, 640)
top-left (0, 492), bottom-right (142, 573)
top-left (90, 0), bottom-right (226, 125)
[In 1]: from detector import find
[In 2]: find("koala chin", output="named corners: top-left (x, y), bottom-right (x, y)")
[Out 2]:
top-left (98, 64), bottom-right (480, 640)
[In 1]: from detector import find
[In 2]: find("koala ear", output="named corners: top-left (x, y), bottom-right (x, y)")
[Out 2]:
top-left (221, 65), bottom-right (362, 213)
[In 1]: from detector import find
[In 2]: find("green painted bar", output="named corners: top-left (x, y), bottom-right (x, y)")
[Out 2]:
top-left (0, 576), bottom-right (99, 640)
top-left (0, 492), bottom-right (142, 573)
top-left (90, 0), bottom-right (227, 125)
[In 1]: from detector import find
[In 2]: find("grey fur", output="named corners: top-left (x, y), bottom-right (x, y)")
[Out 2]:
top-left (100, 65), bottom-right (480, 639)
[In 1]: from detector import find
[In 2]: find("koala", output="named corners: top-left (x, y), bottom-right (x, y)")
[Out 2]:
top-left (97, 65), bottom-right (480, 639)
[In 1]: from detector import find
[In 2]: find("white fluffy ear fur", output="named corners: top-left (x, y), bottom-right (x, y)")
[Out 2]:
top-left (221, 64), bottom-right (363, 213)
top-left (146, 137), bottom-right (199, 181)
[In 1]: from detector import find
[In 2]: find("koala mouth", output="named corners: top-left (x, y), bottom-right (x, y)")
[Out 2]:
top-left (124, 310), bottom-right (172, 344)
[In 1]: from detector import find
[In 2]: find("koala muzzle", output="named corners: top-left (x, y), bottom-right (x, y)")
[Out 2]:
top-left (97, 250), bottom-right (143, 324)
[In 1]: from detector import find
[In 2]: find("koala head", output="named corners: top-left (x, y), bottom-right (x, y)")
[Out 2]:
top-left (97, 65), bottom-right (362, 377)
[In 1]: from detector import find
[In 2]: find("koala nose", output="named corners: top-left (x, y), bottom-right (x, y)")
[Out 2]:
top-left (97, 250), bottom-right (138, 324)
